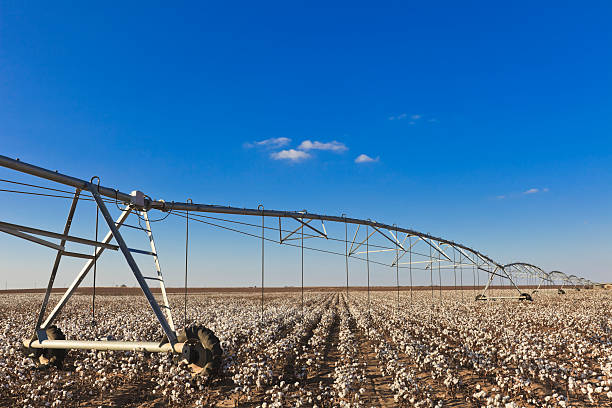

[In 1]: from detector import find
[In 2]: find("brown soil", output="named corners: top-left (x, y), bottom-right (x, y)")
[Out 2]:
top-left (0, 285), bottom-right (552, 296)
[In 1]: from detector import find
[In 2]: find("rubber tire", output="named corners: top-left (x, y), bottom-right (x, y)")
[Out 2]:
top-left (519, 293), bottom-right (533, 301)
top-left (22, 326), bottom-right (67, 369)
top-left (177, 326), bottom-right (222, 376)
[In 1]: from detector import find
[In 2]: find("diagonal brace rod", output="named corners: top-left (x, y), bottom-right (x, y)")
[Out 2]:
top-left (291, 216), bottom-right (327, 239)
top-left (349, 227), bottom-right (376, 256)
top-left (371, 226), bottom-right (405, 251)
top-left (281, 218), bottom-right (312, 243)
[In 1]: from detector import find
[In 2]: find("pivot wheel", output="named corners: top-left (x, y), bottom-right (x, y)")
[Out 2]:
top-left (519, 292), bottom-right (533, 301)
top-left (22, 325), bottom-right (67, 369)
top-left (177, 326), bottom-right (222, 376)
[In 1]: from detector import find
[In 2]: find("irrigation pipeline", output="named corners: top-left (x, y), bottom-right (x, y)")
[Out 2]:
top-left (0, 182), bottom-right (454, 271)
top-left (0, 155), bottom-right (595, 288)
top-left (0, 176), bottom-right (510, 276)
top-left (0, 180), bottom-right (443, 257)
top-left (0, 155), bottom-right (501, 265)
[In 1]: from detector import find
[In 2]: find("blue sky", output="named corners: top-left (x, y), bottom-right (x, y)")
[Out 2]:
top-left (1, 1), bottom-right (611, 288)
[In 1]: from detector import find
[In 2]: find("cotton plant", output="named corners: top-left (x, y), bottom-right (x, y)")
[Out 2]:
top-left (1, 290), bottom-right (611, 407)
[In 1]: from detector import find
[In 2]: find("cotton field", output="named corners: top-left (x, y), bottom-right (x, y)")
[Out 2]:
top-left (1, 290), bottom-right (611, 407)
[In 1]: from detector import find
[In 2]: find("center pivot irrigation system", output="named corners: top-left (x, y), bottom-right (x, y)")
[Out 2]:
top-left (0, 155), bottom-right (596, 373)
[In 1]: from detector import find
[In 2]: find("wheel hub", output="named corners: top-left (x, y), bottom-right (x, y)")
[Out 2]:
top-left (180, 342), bottom-right (212, 374)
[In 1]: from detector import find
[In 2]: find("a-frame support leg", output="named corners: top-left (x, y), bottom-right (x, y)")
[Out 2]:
top-left (534, 275), bottom-right (547, 293)
top-left (479, 268), bottom-right (496, 298)
top-left (89, 189), bottom-right (178, 347)
top-left (34, 189), bottom-right (81, 340)
top-left (503, 267), bottom-right (525, 297)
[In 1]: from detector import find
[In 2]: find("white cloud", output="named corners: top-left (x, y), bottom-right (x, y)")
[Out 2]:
top-left (389, 113), bottom-right (422, 121)
top-left (354, 154), bottom-right (379, 163)
top-left (495, 187), bottom-right (549, 200)
top-left (297, 140), bottom-right (348, 152)
top-left (523, 187), bottom-right (550, 195)
top-left (244, 137), bottom-right (291, 149)
top-left (270, 149), bottom-right (311, 161)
